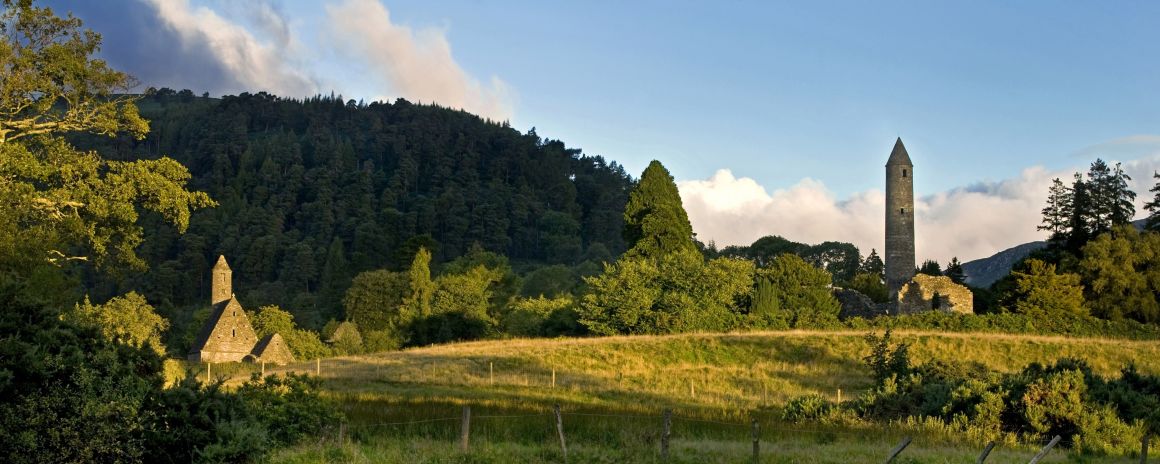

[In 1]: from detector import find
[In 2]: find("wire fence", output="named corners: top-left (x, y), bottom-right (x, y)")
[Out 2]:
top-left (326, 405), bottom-right (1101, 464)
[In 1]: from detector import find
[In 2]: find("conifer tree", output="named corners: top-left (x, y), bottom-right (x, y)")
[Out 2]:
top-left (1144, 172), bottom-right (1160, 231)
top-left (622, 160), bottom-right (699, 259)
top-left (1085, 159), bottom-right (1135, 235)
top-left (916, 259), bottom-right (942, 276)
top-left (1039, 177), bottom-right (1072, 242)
top-left (860, 249), bottom-right (885, 277)
top-left (1066, 172), bottom-right (1093, 252)
top-left (944, 257), bottom-right (966, 284)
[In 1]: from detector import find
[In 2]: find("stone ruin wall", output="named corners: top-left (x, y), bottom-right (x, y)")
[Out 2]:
top-left (895, 274), bottom-right (973, 315)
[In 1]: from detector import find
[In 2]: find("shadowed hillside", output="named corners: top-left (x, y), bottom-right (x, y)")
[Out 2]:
top-left (71, 90), bottom-right (635, 326)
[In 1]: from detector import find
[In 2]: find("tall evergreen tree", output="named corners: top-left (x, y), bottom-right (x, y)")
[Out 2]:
top-left (944, 257), bottom-right (966, 284)
top-left (622, 160), bottom-right (699, 259)
top-left (860, 249), bottom-right (885, 277)
top-left (1039, 177), bottom-right (1072, 242)
top-left (1145, 172), bottom-right (1160, 231)
top-left (1086, 159), bottom-right (1135, 235)
top-left (1066, 172), bottom-right (1093, 252)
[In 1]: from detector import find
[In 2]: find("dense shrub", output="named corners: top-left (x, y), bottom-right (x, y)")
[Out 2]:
top-left (844, 310), bottom-right (1160, 340)
top-left (0, 283), bottom-right (342, 463)
top-left (782, 394), bottom-right (834, 423)
top-left (0, 285), bottom-right (161, 463)
top-left (843, 333), bottom-right (1155, 456)
top-left (144, 373), bottom-right (341, 463)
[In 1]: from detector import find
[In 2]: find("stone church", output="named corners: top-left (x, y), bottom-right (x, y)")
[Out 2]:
top-left (188, 256), bottom-right (295, 365)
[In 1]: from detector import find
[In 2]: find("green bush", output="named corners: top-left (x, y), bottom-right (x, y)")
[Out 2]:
top-left (842, 333), bottom-right (1157, 455)
top-left (0, 285), bottom-right (161, 464)
top-left (782, 394), bottom-right (833, 423)
top-left (143, 373), bottom-right (342, 463)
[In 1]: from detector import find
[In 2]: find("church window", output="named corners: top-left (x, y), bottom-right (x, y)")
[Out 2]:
top-left (900, 208), bottom-right (906, 215)
top-left (232, 328), bottom-right (236, 337)
top-left (902, 169), bottom-right (907, 178)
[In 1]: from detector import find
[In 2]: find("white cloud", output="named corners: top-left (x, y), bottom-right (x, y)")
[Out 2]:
top-left (137, 0), bottom-right (513, 120)
top-left (679, 141), bottom-right (1160, 264)
top-left (144, 0), bottom-right (318, 97)
top-left (323, 0), bottom-right (514, 121)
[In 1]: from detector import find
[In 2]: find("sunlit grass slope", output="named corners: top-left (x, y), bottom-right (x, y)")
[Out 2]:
top-left (259, 330), bottom-right (1160, 412)
top-left (247, 330), bottom-right (1159, 463)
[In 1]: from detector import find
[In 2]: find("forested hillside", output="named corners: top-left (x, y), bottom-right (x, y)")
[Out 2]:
top-left (73, 90), bottom-right (634, 326)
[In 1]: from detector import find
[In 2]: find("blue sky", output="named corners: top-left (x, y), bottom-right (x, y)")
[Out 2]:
top-left (48, 0), bottom-right (1160, 261)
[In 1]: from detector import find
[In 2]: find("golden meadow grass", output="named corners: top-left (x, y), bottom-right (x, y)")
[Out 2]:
top-left (212, 330), bottom-right (1159, 462)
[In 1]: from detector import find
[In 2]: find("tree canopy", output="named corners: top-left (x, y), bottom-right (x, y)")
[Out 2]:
top-left (0, 0), bottom-right (213, 274)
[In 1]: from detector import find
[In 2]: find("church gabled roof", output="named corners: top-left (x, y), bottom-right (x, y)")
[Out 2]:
top-left (188, 296), bottom-right (257, 355)
top-left (252, 333), bottom-right (296, 365)
top-left (886, 137), bottom-right (913, 166)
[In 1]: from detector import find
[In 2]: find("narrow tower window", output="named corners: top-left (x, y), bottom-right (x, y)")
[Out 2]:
top-left (902, 169), bottom-right (907, 178)
top-left (900, 208), bottom-right (906, 215)
top-left (232, 328), bottom-right (236, 337)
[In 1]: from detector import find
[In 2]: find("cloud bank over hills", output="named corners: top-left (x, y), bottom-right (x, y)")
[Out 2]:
top-left (679, 140), bottom-right (1160, 263)
top-left (57, 0), bottom-right (514, 121)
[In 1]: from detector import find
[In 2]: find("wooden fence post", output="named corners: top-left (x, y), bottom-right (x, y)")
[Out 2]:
top-left (261, 361), bottom-right (265, 377)
top-left (459, 405), bottom-right (471, 452)
top-left (205, 362), bottom-right (211, 382)
top-left (837, 388), bottom-right (842, 403)
top-left (552, 368), bottom-right (556, 388)
top-left (689, 379), bottom-right (695, 398)
top-left (554, 404), bottom-right (568, 462)
top-left (1028, 435), bottom-right (1061, 464)
top-left (751, 418), bottom-right (760, 464)
top-left (884, 437), bottom-right (912, 463)
top-left (661, 409), bottom-right (672, 462)
top-left (316, 358), bottom-right (320, 376)
top-left (489, 362), bottom-right (494, 385)
top-left (1141, 434), bottom-right (1149, 464)
top-left (976, 441), bottom-right (996, 464)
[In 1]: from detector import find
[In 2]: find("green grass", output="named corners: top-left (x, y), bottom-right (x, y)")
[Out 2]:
top-left (213, 330), bottom-right (1160, 463)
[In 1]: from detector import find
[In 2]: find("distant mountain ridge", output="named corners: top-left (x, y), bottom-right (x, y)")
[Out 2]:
top-left (961, 219), bottom-right (1149, 288)
top-left (961, 241), bottom-right (1047, 288)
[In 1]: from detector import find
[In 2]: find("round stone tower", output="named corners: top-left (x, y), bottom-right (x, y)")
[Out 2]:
top-left (885, 138), bottom-right (915, 298)
top-left (211, 255), bottom-right (232, 307)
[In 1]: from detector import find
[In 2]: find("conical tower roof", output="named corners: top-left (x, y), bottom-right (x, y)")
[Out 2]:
top-left (213, 255), bottom-right (230, 270)
top-left (886, 137), bottom-right (913, 166)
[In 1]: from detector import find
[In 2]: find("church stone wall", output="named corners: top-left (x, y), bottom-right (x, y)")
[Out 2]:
top-left (192, 299), bottom-right (259, 363)
top-left (895, 274), bottom-right (974, 315)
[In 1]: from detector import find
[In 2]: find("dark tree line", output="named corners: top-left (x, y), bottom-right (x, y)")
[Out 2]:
top-left (70, 91), bottom-right (635, 326)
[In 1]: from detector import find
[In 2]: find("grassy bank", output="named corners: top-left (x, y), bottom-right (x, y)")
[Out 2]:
top-left (221, 330), bottom-right (1159, 462)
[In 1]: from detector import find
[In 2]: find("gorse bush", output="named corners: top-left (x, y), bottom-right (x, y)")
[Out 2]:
top-left (782, 394), bottom-right (834, 423)
top-left (145, 373), bottom-right (341, 463)
top-left (836, 332), bottom-right (1156, 455)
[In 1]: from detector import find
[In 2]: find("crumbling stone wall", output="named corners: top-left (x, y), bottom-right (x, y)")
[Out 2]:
top-left (895, 274), bottom-right (973, 315)
top-left (833, 288), bottom-right (890, 320)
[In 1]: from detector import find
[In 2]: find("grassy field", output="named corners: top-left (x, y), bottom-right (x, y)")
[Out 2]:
top-left (206, 330), bottom-right (1160, 463)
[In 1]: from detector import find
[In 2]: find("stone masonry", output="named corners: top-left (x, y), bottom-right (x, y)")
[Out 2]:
top-left (885, 138), bottom-right (916, 299)
top-left (895, 274), bottom-right (974, 315)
